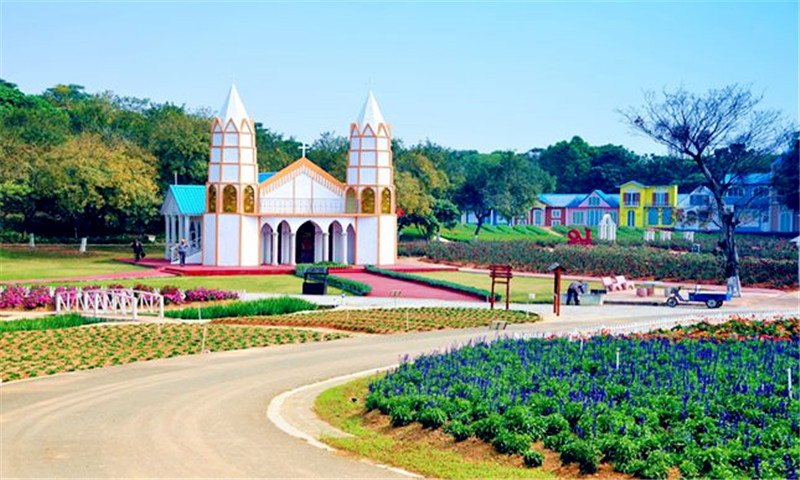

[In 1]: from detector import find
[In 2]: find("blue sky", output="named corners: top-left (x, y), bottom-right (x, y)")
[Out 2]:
top-left (1, 1), bottom-right (798, 154)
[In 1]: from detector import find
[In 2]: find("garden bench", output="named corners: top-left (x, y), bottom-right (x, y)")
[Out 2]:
top-left (601, 276), bottom-right (622, 291)
top-left (614, 275), bottom-right (635, 290)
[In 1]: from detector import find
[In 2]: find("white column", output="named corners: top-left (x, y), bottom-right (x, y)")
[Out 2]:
top-left (271, 232), bottom-right (279, 265)
top-left (322, 233), bottom-right (329, 263)
top-left (289, 233), bottom-right (296, 265)
top-left (164, 216), bottom-right (170, 259)
top-left (169, 216), bottom-right (177, 258)
top-left (340, 231), bottom-right (348, 264)
top-left (183, 216), bottom-right (190, 245)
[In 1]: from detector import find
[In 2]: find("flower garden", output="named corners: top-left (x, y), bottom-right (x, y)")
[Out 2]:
top-left (361, 316), bottom-right (799, 479)
top-left (0, 283), bottom-right (240, 310)
top-left (213, 307), bottom-right (538, 334)
top-left (0, 323), bottom-right (347, 382)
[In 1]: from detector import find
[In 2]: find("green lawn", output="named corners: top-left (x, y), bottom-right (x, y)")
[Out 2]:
top-left (0, 245), bottom-right (148, 281)
top-left (401, 224), bottom-right (561, 242)
top-left (413, 271), bottom-right (600, 303)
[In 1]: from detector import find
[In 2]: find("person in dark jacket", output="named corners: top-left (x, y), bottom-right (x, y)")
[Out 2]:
top-left (131, 237), bottom-right (143, 262)
top-left (566, 280), bottom-right (585, 305)
top-left (177, 238), bottom-right (188, 266)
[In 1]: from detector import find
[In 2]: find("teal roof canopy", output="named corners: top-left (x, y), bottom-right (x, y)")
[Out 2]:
top-left (166, 185), bottom-right (206, 215)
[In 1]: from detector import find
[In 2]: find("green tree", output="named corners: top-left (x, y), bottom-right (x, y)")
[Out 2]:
top-left (538, 136), bottom-right (594, 192)
top-left (772, 132), bottom-right (799, 212)
top-left (310, 132), bottom-right (348, 181)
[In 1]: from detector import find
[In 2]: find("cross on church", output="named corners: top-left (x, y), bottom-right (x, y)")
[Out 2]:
top-left (299, 142), bottom-right (310, 158)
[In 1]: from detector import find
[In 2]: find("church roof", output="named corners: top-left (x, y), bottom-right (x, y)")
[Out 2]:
top-left (219, 84), bottom-right (249, 124)
top-left (164, 185), bottom-right (206, 215)
top-left (260, 157), bottom-right (344, 191)
top-left (357, 90), bottom-right (385, 129)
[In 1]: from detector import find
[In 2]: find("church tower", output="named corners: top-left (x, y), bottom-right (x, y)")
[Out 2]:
top-left (203, 85), bottom-right (260, 266)
top-left (345, 91), bottom-right (397, 265)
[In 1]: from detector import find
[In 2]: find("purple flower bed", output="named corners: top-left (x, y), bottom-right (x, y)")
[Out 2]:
top-left (184, 287), bottom-right (239, 302)
top-left (0, 285), bottom-right (27, 309)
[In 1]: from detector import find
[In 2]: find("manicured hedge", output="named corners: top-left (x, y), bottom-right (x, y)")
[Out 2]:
top-left (164, 297), bottom-right (317, 320)
top-left (0, 313), bottom-right (106, 332)
top-left (420, 242), bottom-right (797, 288)
top-left (365, 265), bottom-right (499, 301)
top-left (295, 264), bottom-right (372, 296)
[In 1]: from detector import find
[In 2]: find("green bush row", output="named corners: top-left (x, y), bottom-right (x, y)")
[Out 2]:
top-left (0, 313), bottom-right (107, 332)
top-left (365, 265), bottom-right (499, 301)
top-left (164, 297), bottom-right (317, 320)
top-left (416, 242), bottom-right (797, 288)
top-left (294, 264), bottom-right (372, 296)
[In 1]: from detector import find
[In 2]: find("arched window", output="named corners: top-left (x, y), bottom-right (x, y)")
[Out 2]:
top-left (223, 185), bottom-right (237, 213)
top-left (207, 185), bottom-right (217, 213)
top-left (244, 186), bottom-right (255, 213)
top-left (361, 188), bottom-right (375, 214)
top-left (381, 188), bottom-right (392, 214)
top-left (345, 188), bottom-right (357, 213)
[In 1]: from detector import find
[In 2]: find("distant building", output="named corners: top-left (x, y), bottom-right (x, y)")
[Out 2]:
top-left (618, 181), bottom-right (678, 229)
top-left (529, 190), bottom-right (619, 227)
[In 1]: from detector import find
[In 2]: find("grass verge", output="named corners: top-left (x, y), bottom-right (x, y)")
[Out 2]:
top-left (164, 296), bottom-right (318, 320)
top-left (0, 313), bottom-right (107, 332)
top-left (315, 376), bottom-right (555, 480)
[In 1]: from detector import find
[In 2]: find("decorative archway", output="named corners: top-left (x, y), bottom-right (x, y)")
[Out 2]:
top-left (328, 221), bottom-right (343, 263)
top-left (278, 221), bottom-right (292, 264)
top-left (361, 188), bottom-right (375, 214)
top-left (381, 188), bottom-right (392, 214)
top-left (207, 185), bottom-right (217, 213)
top-left (295, 221), bottom-right (320, 264)
top-left (345, 188), bottom-right (357, 213)
top-left (223, 185), bottom-right (237, 213)
top-left (346, 224), bottom-right (356, 264)
top-left (260, 223), bottom-right (273, 265)
top-left (244, 186), bottom-right (255, 213)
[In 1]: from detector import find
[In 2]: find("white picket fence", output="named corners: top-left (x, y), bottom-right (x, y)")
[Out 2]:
top-left (55, 288), bottom-right (164, 320)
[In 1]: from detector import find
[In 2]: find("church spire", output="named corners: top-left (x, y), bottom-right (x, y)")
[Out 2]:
top-left (219, 84), bottom-right (250, 125)
top-left (357, 90), bottom-right (385, 132)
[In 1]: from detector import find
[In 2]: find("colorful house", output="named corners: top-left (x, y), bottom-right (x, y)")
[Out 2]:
top-left (529, 190), bottom-right (619, 227)
top-left (618, 181), bottom-right (678, 228)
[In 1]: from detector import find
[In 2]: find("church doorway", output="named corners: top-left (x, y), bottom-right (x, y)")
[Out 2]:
top-left (296, 221), bottom-right (317, 264)
top-left (346, 225), bottom-right (356, 264)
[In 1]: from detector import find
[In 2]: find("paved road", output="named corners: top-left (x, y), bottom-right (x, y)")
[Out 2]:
top-left (1, 303), bottom-right (795, 479)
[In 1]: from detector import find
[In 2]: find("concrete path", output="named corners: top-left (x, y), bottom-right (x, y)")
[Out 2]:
top-left (1, 302), bottom-right (795, 478)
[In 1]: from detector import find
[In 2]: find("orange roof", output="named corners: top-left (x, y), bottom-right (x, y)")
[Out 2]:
top-left (259, 156), bottom-right (345, 191)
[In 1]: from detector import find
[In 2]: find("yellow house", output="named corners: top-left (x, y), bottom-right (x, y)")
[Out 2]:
top-left (619, 181), bottom-right (678, 228)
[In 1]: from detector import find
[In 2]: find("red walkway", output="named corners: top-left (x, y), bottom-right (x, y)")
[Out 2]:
top-left (335, 272), bottom-right (481, 302)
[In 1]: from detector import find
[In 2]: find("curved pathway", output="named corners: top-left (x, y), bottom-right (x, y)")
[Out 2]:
top-left (0, 303), bottom-right (794, 478)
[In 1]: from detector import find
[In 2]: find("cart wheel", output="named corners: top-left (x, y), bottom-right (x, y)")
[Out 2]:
top-left (705, 298), bottom-right (720, 309)
top-left (666, 297), bottom-right (678, 308)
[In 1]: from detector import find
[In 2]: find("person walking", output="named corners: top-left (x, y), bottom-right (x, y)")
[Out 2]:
top-left (566, 280), bottom-right (585, 305)
top-left (131, 237), bottom-right (143, 263)
top-left (177, 238), bottom-right (188, 266)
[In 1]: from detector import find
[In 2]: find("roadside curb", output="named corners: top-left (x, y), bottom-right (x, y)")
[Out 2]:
top-left (266, 365), bottom-right (424, 478)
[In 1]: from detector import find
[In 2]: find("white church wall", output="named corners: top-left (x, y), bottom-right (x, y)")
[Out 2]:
top-left (240, 216), bottom-right (259, 266)
top-left (217, 215), bottom-right (240, 266)
top-left (361, 152), bottom-right (376, 166)
top-left (379, 216), bottom-right (396, 265)
top-left (360, 168), bottom-right (376, 184)
top-left (209, 165), bottom-right (220, 182)
top-left (294, 174), bottom-right (312, 199)
top-left (223, 148), bottom-right (239, 163)
top-left (356, 217), bottom-right (378, 264)
top-left (377, 152), bottom-right (390, 166)
top-left (241, 149), bottom-right (253, 163)
top-left (347, 168), bottom-right (357, 184)
top-left (241, 165), bottom-right (256, 183)
top-left (222, 165), bottom-right (239, 183)
top-left (203, 214), bottom-right (217, 265)
top-left (378, 169), bottom-right (391, 185)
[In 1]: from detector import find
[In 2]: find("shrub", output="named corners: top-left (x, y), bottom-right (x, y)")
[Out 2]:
top-left (502, 406), bottom-right (545, 440)
top-left (523, 450), bottom-right (544, 468)
top-left (164, 297), bottom-right (317, 320)
top-left (0, 313), bottom-right (105, 332)
top-left (639, 450), bottom-right (672, 480)
top-left (491, 430), bottom-right (531, 455)
top-left (444, 420), bottom-right (473, 442)
top-left (417, 408), bottom-right (447, 429)
top-left (390, 405), bottom-right (414, 427)
top-left (474, 413), bottom-right (504, 442)
top-left (0, 285), bottom-right (26, 309)
top-left (159, 285), bottom-right (183, 305)
top-left (544, 413), bottom-right (570, 436)
top-left (560, 439), bottom-right (600, 474)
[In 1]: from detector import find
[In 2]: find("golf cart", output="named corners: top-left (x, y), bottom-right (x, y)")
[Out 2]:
top-left (665, 286), bottom-right (730, 309)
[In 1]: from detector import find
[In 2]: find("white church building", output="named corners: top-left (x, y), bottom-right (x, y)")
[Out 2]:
top-left (160, 86), bottom-right (397, 266)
